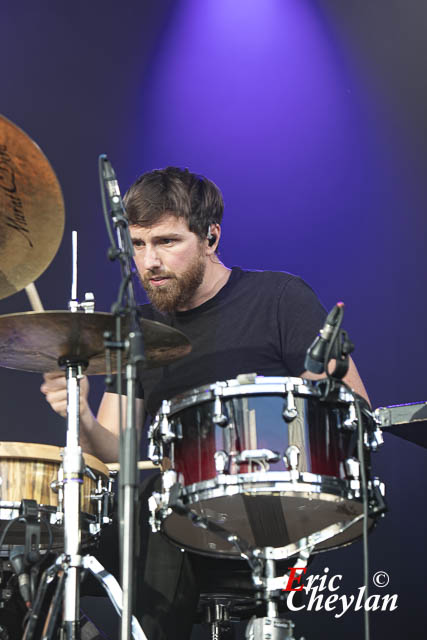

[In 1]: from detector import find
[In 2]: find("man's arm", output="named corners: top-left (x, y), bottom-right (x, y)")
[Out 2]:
top-left (41, 373), bottom-right (144, 463)
top-left (302, 356), bottom-right (370, 406)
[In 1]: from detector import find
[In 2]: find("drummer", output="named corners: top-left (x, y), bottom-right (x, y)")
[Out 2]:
top-left (41, 166), bottom-right (369, 640)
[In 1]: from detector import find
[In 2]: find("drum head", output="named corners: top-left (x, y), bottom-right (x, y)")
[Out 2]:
top-left (161, 474), bottom-right (376, 558)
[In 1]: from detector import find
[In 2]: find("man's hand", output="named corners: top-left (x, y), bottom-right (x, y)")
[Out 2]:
top-left (41, 373), bottom-right (142, 463)
top-left (40, 372), bottom-right (90, 419)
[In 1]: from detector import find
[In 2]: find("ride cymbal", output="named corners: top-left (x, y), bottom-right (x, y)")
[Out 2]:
top-left (0, 311), bottom-right (191, 374)
top-left (0, 115), bottom-right (65, 299)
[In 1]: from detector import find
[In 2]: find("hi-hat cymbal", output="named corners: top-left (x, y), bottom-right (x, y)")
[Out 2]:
top-left (0, 115), bottom-right (65, 299)
top-left (0, 311), bottom-right (191, 374)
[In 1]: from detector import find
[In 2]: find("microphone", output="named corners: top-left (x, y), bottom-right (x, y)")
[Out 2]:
top-left (304, 302), bottom-right (344, 374)
top-left (9, 546), bottom-right (31, 607)
top-left (100, 155), bottom-right (126, 217)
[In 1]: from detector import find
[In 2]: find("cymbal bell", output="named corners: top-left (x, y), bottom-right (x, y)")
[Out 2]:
top-left (0, 115), bottom-right (65, 299)
top-left (0, 311), bottom-right (191, 374)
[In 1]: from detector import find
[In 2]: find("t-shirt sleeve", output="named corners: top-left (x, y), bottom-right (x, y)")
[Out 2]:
top-left (277, 276), bottom-right (327, 375)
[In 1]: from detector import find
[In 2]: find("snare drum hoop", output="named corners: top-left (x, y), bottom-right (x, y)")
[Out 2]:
top-left (177, 471), bottom-right (363, 504)
top-left (163, 376), bottom-right (356, 417)
top-left (165, 376), bottom-right (320, 415)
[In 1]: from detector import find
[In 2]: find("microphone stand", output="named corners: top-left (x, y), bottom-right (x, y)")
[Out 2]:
top-left (305, 303), bottom-right (372, 640)
top-left (99, 155), bottom-right (144, 640)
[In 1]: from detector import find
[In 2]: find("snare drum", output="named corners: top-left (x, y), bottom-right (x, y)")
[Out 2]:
top-left (0, 442), bottom-right (111, 551)
top-left (149, 376), bottom-right (383, 558)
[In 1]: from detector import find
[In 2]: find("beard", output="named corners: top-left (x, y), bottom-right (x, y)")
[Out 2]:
top-left (139, 250), bottom-right (206, 313)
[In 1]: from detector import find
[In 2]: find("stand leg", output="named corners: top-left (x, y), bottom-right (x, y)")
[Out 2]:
top-left (41, 569), bottom-right (66, 640)
top-left (82, 555), bottom-right (147, 640)
top-left (23, 561), bottom-right (59, 640)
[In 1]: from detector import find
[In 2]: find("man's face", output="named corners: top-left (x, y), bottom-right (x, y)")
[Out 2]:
top-left (130, 215), bottom-right (206, 313)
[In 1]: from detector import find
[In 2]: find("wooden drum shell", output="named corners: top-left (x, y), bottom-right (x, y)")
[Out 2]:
top-left (0, 442), bottom-right (110, 548)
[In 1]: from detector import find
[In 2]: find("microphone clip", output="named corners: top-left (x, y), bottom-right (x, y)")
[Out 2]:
top-left (326, 327), bottom-right (354, 380)
top-left (304, 302), bottom-right (354, 382)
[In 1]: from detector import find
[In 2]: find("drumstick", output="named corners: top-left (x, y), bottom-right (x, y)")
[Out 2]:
top-left (107, 460), bottom-right (158, 472)
top-left (25, 282), bottom-right (45, 312)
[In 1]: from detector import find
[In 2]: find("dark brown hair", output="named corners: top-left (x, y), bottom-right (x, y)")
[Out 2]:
top-left (123, 167), bottom-right (224, 241)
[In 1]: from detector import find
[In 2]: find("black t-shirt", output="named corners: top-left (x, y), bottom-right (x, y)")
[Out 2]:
top-left (127, 267), bottom-right (326, 420)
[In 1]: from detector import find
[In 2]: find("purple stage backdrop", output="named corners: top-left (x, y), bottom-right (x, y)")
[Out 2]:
top-left (1, 1), bottom-right (426, 638)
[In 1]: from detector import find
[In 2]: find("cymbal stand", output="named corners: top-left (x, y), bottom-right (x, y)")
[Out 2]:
top-left (60, 358), bottom-right (85, 639)
top-left (52, 232), bottom-right (88, 639)
top-left (24, 358), bottom-right (87, 640)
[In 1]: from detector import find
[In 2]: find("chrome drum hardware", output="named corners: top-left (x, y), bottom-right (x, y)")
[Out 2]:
top-left (148, 376), bottom-right (385, 558)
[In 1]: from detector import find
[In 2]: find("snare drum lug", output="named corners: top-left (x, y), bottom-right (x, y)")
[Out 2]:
top-left (284, 445), bottom-right (300, 471)
top-left (373, 476), bottom-right (386, 496)
top-left (282, 390), bottom-right (298, 422)
top-left (363, 432), bottom-right (370, 448)
top-left (213, 394), bottom-right (228, 427)
top-left (89, 523), bottom-right (101, 536)
top-left (163, 470), bottom-right (178, 491)
top-left (148, 494), bottom-right (163, 532)
top-left (148, 440), bottom-right (163, 465)
top-left (148, 414), bottom-right (160, 438)
top-left (344, 457), bottom-right (360, 480)
top-left (160, 400), bottom-right (175, 443)
top-left (366, 427), bottom-right (384, 451)
top-left (148, 493), bottom-right (160, 510)
top-left (343, 402), bottom-right (357, 430)
top-left (375, 428), bottom-right (384, 447)
top-left (214, 450), bottom-right (229, 473)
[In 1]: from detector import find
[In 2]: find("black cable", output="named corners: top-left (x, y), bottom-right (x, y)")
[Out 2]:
top-left (320, 302), bottom-right (370, 640)
top-left (0, 517), bottom-right (22, 548)
top-left (0, 512), bottom-right (53, 559)
top-left (3, 514), bottom-right (55, 611)
top-left (39, 515), bottom-right (54, 558)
